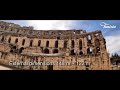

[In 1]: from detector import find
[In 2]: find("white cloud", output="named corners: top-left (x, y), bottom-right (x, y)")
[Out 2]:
top-left (27, 20), bottom-right (78, 30)
top-left (105, 35), bottom-right (120, 55)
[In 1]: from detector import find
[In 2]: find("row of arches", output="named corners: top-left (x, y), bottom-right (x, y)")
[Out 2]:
top-left (0, 36), bottom-right (81, 48)
top-left (70, 50), bottom-right (84, 55)
top-left (87, 47), bottom-right (100, 54)
top-left (43, 48), bottom-right (84, 55)
top-left (43, 48), bottom-right (58, 54)
top-left (1, 37), bottom-right (83, 50)
top-left (10, 46), bottom-right (24, 54)
top-left (7, 37), bottom-right (59, 48)
top-left (43, 48), bottom-right (99, 55)
top-left (0, 36), bottom-right (100, 52)
top-left (6, 37), bottom-right (83, 49)
top-left (70, 47), bottom-right (101, 56)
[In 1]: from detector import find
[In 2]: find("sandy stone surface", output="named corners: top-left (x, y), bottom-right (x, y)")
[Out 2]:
top-left (0, 65), bottom-right (12, 70)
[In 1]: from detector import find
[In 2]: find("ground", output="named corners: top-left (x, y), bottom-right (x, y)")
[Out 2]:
top-left (0, 65), bottom-right (12, 70)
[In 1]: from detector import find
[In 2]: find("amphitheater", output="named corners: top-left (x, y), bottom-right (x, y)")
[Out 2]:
top-left (0, 21), bottom-right (115, 70)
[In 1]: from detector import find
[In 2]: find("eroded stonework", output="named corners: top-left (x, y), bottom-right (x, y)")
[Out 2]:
top-left (0, 21), bottom-right (113, 70)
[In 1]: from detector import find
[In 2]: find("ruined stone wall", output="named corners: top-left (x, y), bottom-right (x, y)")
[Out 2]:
top-left (0, 21), bottom-right (111, 70)
top-left (0, 51), bottom-right (110, 70)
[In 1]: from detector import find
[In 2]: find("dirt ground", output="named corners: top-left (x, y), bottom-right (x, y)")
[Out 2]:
top-left (0, 65), bottom-right (12, 70)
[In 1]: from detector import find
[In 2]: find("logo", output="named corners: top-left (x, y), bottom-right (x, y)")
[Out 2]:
top-left (100, 22), bottom-right (116, 28)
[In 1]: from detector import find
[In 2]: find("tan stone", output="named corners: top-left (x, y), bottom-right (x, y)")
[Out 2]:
top-left (0, 21), bottom-right (113, 70)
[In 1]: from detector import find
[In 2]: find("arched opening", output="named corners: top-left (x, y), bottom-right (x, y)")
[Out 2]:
top-left (79, 40), bottom-right (82, 50)
top-left (11, 28), bottom-right (13, 31)
top-left (8, 37), bottom-right (11, 43)
top-left (13, 46), bottom-right (16, 49)
top-left (73, 31), bottom-right (75, 34)
top-left (88, 35), bottom-right (92, 44)
top-left (5, 26), bottom-right (8, 30)
top-left (87, 48), bottom-right (90, 54)
top-left (16, 29), bottom-right (19, 33)
top-left (19, 47), bottom-right (24, 53)
top-left (10, 46), bottom-right (16, 53)
top-left (38, 40), bottom-right (41, 46)
top-left (53, 49), bottom-right (58, 53)
top-left (15, 38), bottom-right (18, 43)
top-left (22, 39), bottom-right (25, 45)
top-left (43, 48), bottom-right (49, 54)
top-left (95, 33), bottom-right (99, 36)
top-left (57, 36), bottom-right (60, 39)
top-left (90, 47), bottom-right (93, 54)
top-left (95, 39), bottom-right (100, 46)
top-left (80, 31), bottom-right (83, 34)
top-left (30, 40), bottom-right (33, 47)
top-left (55, 41), bottom-right (58, 48)
top-left (70, 49), bottom-right (75, 55)
top-left (40, 47), bottom-right (43, 53)
top-left (64, 40), bottom-right (67, 48)
top-left (47, 65), bottom-right (53, 70)
top-left (96, 47), bottom-right (100, 53)
top-left (1, 25), bottom-right (4, 29)
top-left (88, 35), bottom-right (91, 40)
top-left (46, 41), bottom-right (49, 47)
top-left (79, 51), bottom-right (83, 55)
top-left (10, 49), bottom-right (13, 53)
top-left (1, 36), bottom-right (4, 41)
top-left (88, 40), bottom-right (91, 44)
top-left (71, 40), bottom-right (75, 48)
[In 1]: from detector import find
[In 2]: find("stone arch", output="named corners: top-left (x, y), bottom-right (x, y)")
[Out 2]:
top-left (57, 36), bottom-right (60, 39)
top-left (88, 35), bottom-right (92, 40)
top-left (79, 51), bottom-right (83, 55)
top-left (16, 29), bottom-right (19, 33)
top-left (47, 65), bottom-right (53, 70)
top-left (73, 31), bottom-right (75, 34)
top-left (87, 47), bottom-right (93, 54)
top-left (87, 48), bottom-right (90, 54)
top-left (88, 35), bottom-right (92, 44)
top-left (22, 39), bottom-right (25, 45)
top-left (15, 38), bottom-right (18, 43)
top-left (1, 25), bottom-right (4, 29)
top-left (13, 46), bottom-right (16, 49)
top-left (46, 41), bottom-right (49, 47)
top-left (70, 49), bottom-right (75, 55)
top-left (10, 27), bottom-right (13, 31)
top-left (8, 37), bottom-right (11, 43)
top-left (95, 38), bottom-right (100, 46)
top-left (19, 47), bottom-right (24, 53)
top-left (10, 46), bottom-right (17, 53)
top-left (1, 36), bottom-right (4, 41)
top-left (90, 47), bottom-right (93, 54)
top-left (80, 31), bottom-right (83, 34)
top-left (71, 40), bottom-right (75, 48)
top-left (96, 47), bottom-right (100, 53)
top-left (79, 39), bottom-right (82, 50)
top-left (95, 33), bottom-right (99, 36)
top-left (38, 40), bottom-right (41, 46)
top-left (55, 40), bottom-right (58, 48)
top-left (53, 49), bottom-right (58, 53)
top-left (43, 48), bottom-right (49, 54)
top-left (30, 40), bottom-right (33, 47)
top-left (64, 40), bottom-right (67, 48)
top-left (5, 26), bottom-right (8, 30)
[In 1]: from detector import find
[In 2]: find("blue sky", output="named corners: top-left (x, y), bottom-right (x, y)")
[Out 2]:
top-left (1, 20), bottom-right (120, 55)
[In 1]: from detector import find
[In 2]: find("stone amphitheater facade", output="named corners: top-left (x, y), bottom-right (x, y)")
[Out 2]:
top-left (0, 21), bottom-right (113, 70)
